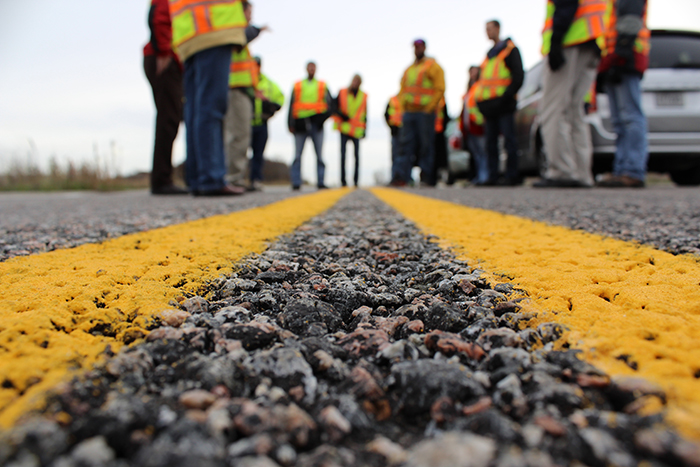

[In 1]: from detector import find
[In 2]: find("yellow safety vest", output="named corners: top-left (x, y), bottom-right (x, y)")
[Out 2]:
top-left (170, 0), bottom-right (246, 49)
top-left (477, 41), bottom-right (515, 102)
top-left (229, 46), bottom-right (259, 88)
top-left (292, 79), bottom-right (328, 119)
top-left (435, 98), bottom-right (446, 133)
top-left (542, 0), bottom-right (608, 56)
top-left (333, 88), bottom-right (368, 138)
top-left (467, 84), bottom-right (485, 126)
top-left (599, 0), bottom-right (650, 59)
top-left (402, 58), bottom-right (437, 107)
top-left (387, 95), bottom-right (403, 128)
top-left (253, 74), bottom-right (285, 127)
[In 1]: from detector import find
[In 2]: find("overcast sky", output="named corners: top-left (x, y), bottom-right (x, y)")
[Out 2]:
top-left (1, 1), bottom-right (698, 187)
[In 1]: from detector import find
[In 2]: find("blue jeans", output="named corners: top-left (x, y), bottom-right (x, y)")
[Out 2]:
top-left (607, 74), bottom-right (648, 181)
top-left (340, 134), bottom-right (360, 186)
top-left (391, 133), bottom-right (401, 182)
top-left (467, 133), bottom-right (489, 183)
top-left (250, 123), bottom-right (268, 182)
top-left (183, 45), bottom-right (232, 192)
top-left (485, 112), bottom-right (519, 182)
top-left (291, 123), bottom-right (325, 187)
top-left (397, 112), bottom-right (436, 184)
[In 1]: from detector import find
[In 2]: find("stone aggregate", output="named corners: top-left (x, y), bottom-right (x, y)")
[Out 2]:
top-left (1, 190), bottom-right (699, 466)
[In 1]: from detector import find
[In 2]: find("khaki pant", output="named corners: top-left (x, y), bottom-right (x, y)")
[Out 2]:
top-left (224, 88), bottom-right (252, 186)
top-left (540, 45), bottom-right (599, 185)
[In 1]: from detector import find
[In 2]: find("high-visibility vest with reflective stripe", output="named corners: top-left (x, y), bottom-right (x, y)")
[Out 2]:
top-left (541, 0), bottom-right (607, 56)
top-left (170, 0), bottom-right (246, 49)
top-left (333, 88), bottom-right (368, 138)
top-left (388, 95), bottom-right (403, 128)
top-left (599, 0), bottom-right (650, 59)
top-left (467, 84), bottom-right (485, 127)
top-left (403, 58), bottom-right (437, 107)
top-left (253, 74), bottom-right (285, 127)
top-left (292, 79), bottom-right (328, 119)
top-left (434, 98), bottom-right (446, 133)
top-left (229, 46), bottom-right (259, 88)
top-left (477, 41), bottom-right (515, 102)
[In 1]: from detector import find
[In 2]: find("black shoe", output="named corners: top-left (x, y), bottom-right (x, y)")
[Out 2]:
top-left (532, 178), bottom-right (589, 188)
top-left (151, 184), bottom-right (189, 195)
top-left (317, 184), bottom-right (328, 190)
top-left (194, 184), bottom-right (245, 197)
top-left (292, 185), bottom-right (301, 191)
top-left (499, 177), bottom-right (523, 187)
top-left (473, 179), bottom-right (498, 187)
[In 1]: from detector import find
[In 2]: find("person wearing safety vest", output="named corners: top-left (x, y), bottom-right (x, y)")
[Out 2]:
top-left (433, 98), bottom-right (450, 183)
top-left (249, 56), bottom-right (284, 191)
top-left (384, 95), bottom-right (403, 184)
top-left (475, 20), bottom-right (524, 186)
top-left (169, 0), bottom-right (247, 196)
top-left (534, 0), bottom-right (607, 188)
top-left (393, 39), bottom-right (445, 187)
top-left (224, 1), bottom-right (268, 191)
top-left (143, 0), bottom-right (187, 195)
top-left (461, 66), bottom-right (489, 185)
top-left (595, 0), bottom-right (650, 188)
top-left (288, 61), bottom-right (333, 190)
top-left (332, 74), bottom-right (367, 187)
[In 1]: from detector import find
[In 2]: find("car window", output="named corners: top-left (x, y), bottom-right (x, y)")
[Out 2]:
top-left (519, 61), bottom-right (543, 99)
top-left (649, 34), bottom-right (700, 69)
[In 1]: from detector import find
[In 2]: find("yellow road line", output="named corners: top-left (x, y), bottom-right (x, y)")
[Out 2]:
top-left (0, 189), bottom-right (349, 428)
top-left (372, 188), bottom-right (700, 440)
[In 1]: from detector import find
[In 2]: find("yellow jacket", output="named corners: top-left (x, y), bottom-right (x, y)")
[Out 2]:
top-left (399, 57), bottom-right (445, 114)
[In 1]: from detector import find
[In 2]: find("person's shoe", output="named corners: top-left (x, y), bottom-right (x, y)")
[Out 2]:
top-left (151, 184), bottom-right (189, 195)
top-left (499, 177), bottom-right (523, 187)
top-left (292, 185), bottom-right (301, 191)
top-left (246, 180), bottom-right (264, 192)
top-left (473, 178), bottom-right (498, 187)
top-left (195, 184), bottom-right (245, 197)
top-left (596, 174), bottom-right (645, 188)
top-left (532, 178), bottom-right (588, 188)
top-left (317, 184), bottom-right (328, 190)
top-left (388, 179), bottom-right (407, 187)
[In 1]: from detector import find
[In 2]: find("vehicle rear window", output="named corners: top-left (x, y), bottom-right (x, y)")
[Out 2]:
top-left (649, 35), bottom-right (700, 69)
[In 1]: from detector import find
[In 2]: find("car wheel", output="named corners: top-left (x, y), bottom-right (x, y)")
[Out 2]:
top-left (670, 166), bottom-right (700, 186)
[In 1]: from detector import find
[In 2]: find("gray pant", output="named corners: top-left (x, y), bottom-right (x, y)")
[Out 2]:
top-left (540, 45), bottom-right (599, 185)
top-left (224, 88), bottom-right (252, 186)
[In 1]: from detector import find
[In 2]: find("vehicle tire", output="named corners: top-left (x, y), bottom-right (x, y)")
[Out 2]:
top-left (670, 166), bottom-right (700, 186)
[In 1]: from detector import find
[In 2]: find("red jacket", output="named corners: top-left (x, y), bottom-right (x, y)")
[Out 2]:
top-left (142, 0), bottom-right (180, 65)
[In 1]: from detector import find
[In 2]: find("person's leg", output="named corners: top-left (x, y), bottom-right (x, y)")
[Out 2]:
top-left (568, 47), bottom-right (599, 186)
top-left (540, 46), bottom-right (580, 181)
top-left (182, 57), bottom-right (198, 191)
top-left (398, 113), bottom-right (419, 184)
top-left (391, 133), bottom-right (401, 182)
top-left (500, 112), bottom-right (520, 182)
top-left (468, 133), bottom-right (489, 183)
top-left (417, 112), bottom-right (437, 185)
top-left (225, 89), bottom-right (253, 186)
top-left (613, 74), bottom-right (648, 181)
top-left (352, 137), bottom-right (360, 186)
top-left (191, 45), bottom-right (232, 192)
top-left (310, 123), bottom-right (326, 187)
top-left (340, 133), bottom-right (349, 186)
top-left (291, 132), bottom-right (307, 188)
top-left (144, 55), bottom-right (183, 191)
top-left (484, 116), bottom-right (501, 183)
top-left (250, 123), bottom-right (268, 183)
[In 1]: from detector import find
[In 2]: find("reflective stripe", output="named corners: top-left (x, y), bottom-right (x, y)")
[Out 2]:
top-left (542, 0), bottom-right (607, 55)
top-left (467, 85), bottom-right (484, 126)
top-left (403, 58), bottom-right (436, 107)
top-left (292, 80), bottom-right (328, 119)
top-left (229, 46), bottom-right (259, 88)
top-left (334, 89), bottom-right (368, 138)
top-left (388, 96), bottom-right (403, 128)
top-left (170, 0), bottom-right (246, 48)
top-left (434, 98), bottom-right (445, 133)
top-left (477, 41), bottom-right (515, 102)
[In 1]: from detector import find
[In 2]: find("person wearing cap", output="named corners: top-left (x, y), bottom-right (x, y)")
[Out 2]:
top-left (249, 56), bottom-right (284, 191)
top-left (475, 20), bottom-right (524, 186)
top-left (224, 1), bottom-right (269, 191)
top-left (332, 74), bottom-right (368, 187)
top-left (288, 62), bottom-right (333, 190)
top-left (394, 39), bottom-right (445, 187)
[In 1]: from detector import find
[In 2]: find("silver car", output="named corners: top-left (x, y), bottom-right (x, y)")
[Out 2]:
top-left (516, 29), bottom-right (700, 185)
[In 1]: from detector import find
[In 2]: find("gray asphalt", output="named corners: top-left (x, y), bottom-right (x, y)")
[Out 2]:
top-left (1, 185), bottom-right (698, 261)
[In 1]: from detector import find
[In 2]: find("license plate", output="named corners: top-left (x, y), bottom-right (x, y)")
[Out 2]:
top-left (656, 92), bottom-right (684, 107)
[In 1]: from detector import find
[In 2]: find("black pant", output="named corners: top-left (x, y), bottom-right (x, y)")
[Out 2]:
top-left (144, 55), bottom-right (183, 189)
top-left (485, 112), bottom-right (519, 182)
top-left (340, 134), bottom-right (360, 186)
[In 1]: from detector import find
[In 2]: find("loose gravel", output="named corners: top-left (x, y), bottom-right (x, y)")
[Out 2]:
top-left (1, 190), bottom-right (698, 467)
top-left (406, 186), bottom-right (700, 257)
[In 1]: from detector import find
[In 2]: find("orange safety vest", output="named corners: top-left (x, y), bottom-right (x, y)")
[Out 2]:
top-left (403, 58), bottom-right (437, 107)
top-left (541, 0), bottom-right (607, 55)
top-left (477, 41), bottom-right (515, 102)
top-left (170, 0), bottom-right (246, 49)
top-left (388, 95), bottom-right (403, 128)
top-left (601, 0), bottom-right (650, 59)
top-left (434, 98), bottom-right (446, 133)
top-left (292, 79), bottom-right (328, 119)
top-left (333, 88), bottom-right (368, 138)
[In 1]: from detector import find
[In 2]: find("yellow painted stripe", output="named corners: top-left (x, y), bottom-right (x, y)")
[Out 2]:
top-left (371, 188), bottom-right (700, 440)
top-left (0, 189), bottom-right (349, 427)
